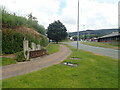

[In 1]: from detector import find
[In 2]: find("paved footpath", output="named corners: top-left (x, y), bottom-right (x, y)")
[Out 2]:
top-left (1, 45), bottom-right (71, 79)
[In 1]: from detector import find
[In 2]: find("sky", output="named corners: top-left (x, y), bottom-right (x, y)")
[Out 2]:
top-left (0, 0), bottom-right (119, 32)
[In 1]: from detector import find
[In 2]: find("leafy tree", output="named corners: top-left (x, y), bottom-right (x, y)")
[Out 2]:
top-left (28, 13), bottom-right (33, 19)
top-left (118, 27), bottom-right (120, 33)
top-left (28, 13), bottom-right (38, 22)
top-left (47, 20), bottom-right (67, 43)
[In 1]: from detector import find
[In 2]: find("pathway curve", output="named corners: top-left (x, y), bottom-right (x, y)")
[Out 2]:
top-left (1, 45), bottom-right (71, 79)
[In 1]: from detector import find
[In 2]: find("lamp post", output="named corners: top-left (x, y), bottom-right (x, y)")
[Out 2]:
top-left (118, 1), bottom-right (120, 28)
top-left (77, 0), bottom-right (79, 50)
top-left (83, 25), bottom-right (85, 41)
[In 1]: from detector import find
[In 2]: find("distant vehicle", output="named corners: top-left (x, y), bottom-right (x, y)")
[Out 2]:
top-left (50, 40), bottom-right (53, 43)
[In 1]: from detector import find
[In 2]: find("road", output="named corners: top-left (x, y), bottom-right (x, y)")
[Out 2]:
top-left (63, 41), bottom-right (119, 59)
top-left (1, 45), bottom-right (71, 79)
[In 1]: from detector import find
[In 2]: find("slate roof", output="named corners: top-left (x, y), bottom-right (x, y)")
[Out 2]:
top-left (99, 32), bottom-right (120, 39)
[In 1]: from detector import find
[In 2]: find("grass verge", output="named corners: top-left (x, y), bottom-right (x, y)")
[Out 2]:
top-left (0, 57), bottom-right (16, 66)
top-left (2, 45), bottom-right (118, 88)
top-left (1, 43), bottom-right (59, 66)
top-left (46, 43), bottom-right (59, 54)
top-left (81, 41), bottom-right (119, 50)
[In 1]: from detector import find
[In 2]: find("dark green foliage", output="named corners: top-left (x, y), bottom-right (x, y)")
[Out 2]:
top-left (2, 9), bottom-right (27, 28)
top-left (16, 51), bottom-right (26, 62)
top-left (72, 36), bottom-right (77, 41)
top-left (1, 8), bottom-right (49, 54)
top-left (40, 36), bottom-right (49, 46)
top-left (2, 29), bottom-right (49, 54)
top-left (2, 30), bottom-right (24, 54)
top-left (1, 8), bottom-right (46, 35)
top-left (47, 20), bottom-right (68, 43)
top-left (0, 30), bottom-right (2, 55)
top-left (26, 19), bottom-right (46, 35)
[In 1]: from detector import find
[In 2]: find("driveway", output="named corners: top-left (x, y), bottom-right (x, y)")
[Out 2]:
top-left (63, 41), bottom-right (119, 59)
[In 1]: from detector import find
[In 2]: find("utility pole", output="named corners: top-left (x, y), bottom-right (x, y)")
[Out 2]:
top-left (83, 25), bottom-right (85, 41)
top-left (77, 0), bottom-right (79, 50)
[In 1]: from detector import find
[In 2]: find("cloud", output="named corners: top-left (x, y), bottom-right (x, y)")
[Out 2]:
top-left (0, 0), bottom-right (118, 32)
top-left (60, 0), bottom-right (118, 32)
top-left (83, 0), bottom-right (118, 30)
top-left (0, 0), bottom-right (60, 27)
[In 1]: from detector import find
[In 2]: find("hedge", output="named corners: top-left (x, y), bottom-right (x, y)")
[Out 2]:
top-left (2, 29), bottom-right (49, 54)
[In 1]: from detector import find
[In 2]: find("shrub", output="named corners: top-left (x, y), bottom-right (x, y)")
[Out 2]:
top-left (16, 51), bottom-right (26, 62)
top-left (40, 36), bottom-right (49, 46)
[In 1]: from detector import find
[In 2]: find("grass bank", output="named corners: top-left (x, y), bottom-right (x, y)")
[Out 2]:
top-left (3, 45), bottom-right (118, 88)
top-left (81, 41), bottom-right (119, 50)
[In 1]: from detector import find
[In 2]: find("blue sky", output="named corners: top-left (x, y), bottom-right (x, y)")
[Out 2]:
top-left (59, 1), bottom-right (67, 15)
top-left (0, 0), bottom-right (119, 32)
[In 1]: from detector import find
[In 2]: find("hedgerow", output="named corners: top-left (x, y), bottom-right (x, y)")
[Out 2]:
top-left (2, 29), bottom-right (49, 54)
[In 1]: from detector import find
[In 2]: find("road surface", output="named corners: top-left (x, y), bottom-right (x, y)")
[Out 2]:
top-left (63, 41), bottom-right (119, 59)
top-left (1, 45), bottom-right (71, 79)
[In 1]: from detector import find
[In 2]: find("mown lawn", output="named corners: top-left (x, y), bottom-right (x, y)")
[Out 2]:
top-left (47, 43), bottom-right (59, 54)
top-left (0, 57), bottom-right (16, 66)
top-left (2, 45), bottom-right (118, 88)
top-left (81, 41), bottom-right (119, 50)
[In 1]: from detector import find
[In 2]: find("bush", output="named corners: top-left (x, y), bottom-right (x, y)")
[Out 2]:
top-left (40, 36), bottom-right (49, 46)
top-left (16, 51), bottom-right (26, 62)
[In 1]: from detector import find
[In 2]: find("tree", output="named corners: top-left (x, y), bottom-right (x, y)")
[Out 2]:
top-left (28, 13), bottom-right (33, 19)
top-left (28, 13), bottom-right (38, 22)
top-left (47, 20), bottom-right (67, 43)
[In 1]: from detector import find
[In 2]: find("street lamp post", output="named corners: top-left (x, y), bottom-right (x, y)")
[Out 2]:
top-left (77, 0), bottom-right (79, 50)
top-left (83, 25), bottom-right (85, 41)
